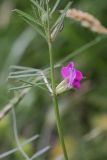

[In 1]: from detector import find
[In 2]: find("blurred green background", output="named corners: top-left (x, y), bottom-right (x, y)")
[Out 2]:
top-left (0, 0), bottom-right (107, 160)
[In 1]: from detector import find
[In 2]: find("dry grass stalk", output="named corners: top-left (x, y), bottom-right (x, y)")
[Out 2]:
top-left (66, 9), bottom-right (107, 34)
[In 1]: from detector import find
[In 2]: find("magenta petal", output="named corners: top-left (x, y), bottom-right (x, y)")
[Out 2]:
top-left (76, 70), bottom-right (83, 81)
top-left (61, 67), bottom-right (69, 78)
top-left (61, 62), bottom-right (75, 78)
top-left (73, 80), bottom-right (80, 89)
top-left (61, 62), bottom-right (83, 90)
top-left (67, 62), bottom-right (74, 69)
top-left (69, 69), bottom-right (76, 86)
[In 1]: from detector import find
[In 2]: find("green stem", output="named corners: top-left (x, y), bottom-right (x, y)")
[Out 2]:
top-left (48, 39), bottom-right (69, 160)
top-left (46, 1), bottom-right (68, 159)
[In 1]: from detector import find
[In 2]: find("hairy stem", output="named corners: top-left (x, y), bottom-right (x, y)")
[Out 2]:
top-left (46, 1), bottom-right (68, 155)
top-left (48, 38), bottom-right (68, 160)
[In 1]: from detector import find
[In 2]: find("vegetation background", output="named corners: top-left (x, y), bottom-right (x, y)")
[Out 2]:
top-left (0, 0), bottom-right (107, 160)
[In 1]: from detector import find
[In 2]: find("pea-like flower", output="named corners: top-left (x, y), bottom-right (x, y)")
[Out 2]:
top-left (56, 62), bottom-right (83, 95)
top-left (61, 62), bottom-right (83, 89)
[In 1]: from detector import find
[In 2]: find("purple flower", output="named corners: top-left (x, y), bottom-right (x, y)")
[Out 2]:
top-left (61, 62), bottom-right (83, 89)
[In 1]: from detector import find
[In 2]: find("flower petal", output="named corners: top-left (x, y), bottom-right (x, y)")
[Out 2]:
top-left (73, 80), bottom-right (80, 89)
top-left (69, 69), bottom-right (76, 86)
top-left (76, 70), bottom-right (83, 81)
top-left (67, 62), bottom-right (74, 69)
top-left (61, 67), bottom-right (69, 78)
top-left (61, 62), bottom-right (83, 90)
top-left (61, 62), bottom-right (75, 78)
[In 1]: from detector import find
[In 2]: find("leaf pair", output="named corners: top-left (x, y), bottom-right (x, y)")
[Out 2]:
top-left (8, 65), bottom-right (51, 93)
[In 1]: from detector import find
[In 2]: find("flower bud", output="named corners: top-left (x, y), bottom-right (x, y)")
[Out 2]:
top-left (56, 79), bottom-right (71, 95)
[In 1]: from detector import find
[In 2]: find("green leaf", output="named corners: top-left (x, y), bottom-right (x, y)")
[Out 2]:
top-left (22, 17), bottom-right (46, 39)
top-left (50, 0), bottom-right (61, 16)
top-left (31, 0), bottom-right (49, 25)
top-left (30, 0), bottom-right (46, 14)
top-left (10, 65), bottom-right (36, 70)
top-left (13, 9), bottom-right (36, 23)
top-left (8, 73), bottom-right (42, 79)
top-left (9, 82), bottom-right (48, 91)
top-left (9, 85), bottom-right (32, 91)
top-left (40, 0), bottom-right (45, 8)
top-left (13, 9), bottom-right (46, 39)
top-left (32, 5), bottom-right (40, 21)
top-left (8, 65), bottom-right (51, 92)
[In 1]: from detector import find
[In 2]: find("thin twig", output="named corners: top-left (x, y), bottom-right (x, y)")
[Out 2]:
top-left (12, 108), bottom-right (30, 160)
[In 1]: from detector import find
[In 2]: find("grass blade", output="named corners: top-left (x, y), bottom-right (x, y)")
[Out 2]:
top-left (0, 135), bottom-right (39, 159)
top-left (12, 108), bottom-right (30, 160)
top-left (31, 146), bottom-right (50, 160)
top-left (59, 35), bottom-right (107, 65)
